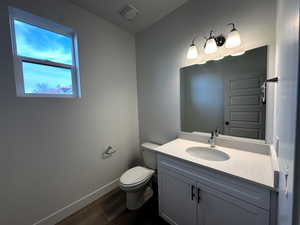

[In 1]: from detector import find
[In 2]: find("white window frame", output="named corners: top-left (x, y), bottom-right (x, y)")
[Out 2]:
top-left (9, 7), bottom-right (81, 98)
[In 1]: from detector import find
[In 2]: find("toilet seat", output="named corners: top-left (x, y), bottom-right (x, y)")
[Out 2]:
top-left (120, 166), bottom-right (154, 188)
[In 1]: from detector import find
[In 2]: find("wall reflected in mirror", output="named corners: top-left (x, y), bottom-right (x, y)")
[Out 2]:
top-left (180, 46), bottom-right (267, 140)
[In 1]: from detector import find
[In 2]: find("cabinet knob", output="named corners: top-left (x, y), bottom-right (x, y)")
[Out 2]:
top-left (197, 188), bottom-right (201, 203)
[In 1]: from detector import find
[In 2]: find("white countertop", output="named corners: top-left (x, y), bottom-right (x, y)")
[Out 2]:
top-left (155, 138), bottom-right (275, 189)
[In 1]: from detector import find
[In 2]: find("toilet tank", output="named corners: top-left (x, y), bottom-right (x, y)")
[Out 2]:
top-left (141, 142), bottom-right (160, 170)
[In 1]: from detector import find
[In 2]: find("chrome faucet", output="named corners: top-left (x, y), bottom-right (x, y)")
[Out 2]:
top-left (208, 129), bottom-right (219, 148)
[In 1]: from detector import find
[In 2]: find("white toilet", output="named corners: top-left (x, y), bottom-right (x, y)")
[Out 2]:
top-left (119, 142), bottom-right (159, 210)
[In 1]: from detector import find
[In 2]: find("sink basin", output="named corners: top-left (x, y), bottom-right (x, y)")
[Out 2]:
top-left (186, 147), bottom-right (230, 161)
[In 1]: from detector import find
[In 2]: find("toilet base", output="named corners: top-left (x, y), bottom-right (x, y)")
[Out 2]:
top-left (126, 186), bottom-right (153, 210)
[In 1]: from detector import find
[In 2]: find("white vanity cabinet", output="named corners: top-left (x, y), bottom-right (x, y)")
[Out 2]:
top-left (159, 168), bottom-right (197, 225)
top-left (158, 154), bottom-right (277, 225)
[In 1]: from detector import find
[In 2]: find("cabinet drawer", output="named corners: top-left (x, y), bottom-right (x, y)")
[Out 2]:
top-left (158, 154), bottom-right (270, 210)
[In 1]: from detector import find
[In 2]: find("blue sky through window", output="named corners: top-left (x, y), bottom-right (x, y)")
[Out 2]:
top-left (13, 19), bottom-right (75, 95)
top-left (22, 62), bottom-right (73, 95)
top-left (14, 20), bottom-right (73, 65)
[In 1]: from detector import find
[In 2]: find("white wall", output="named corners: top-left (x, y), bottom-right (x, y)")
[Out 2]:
top-left (136, 0), bottom-right (277, 144)
top-left (275, 0), bottom-right (299, 224)
top-left (0, 0), bottom-right (139, 224)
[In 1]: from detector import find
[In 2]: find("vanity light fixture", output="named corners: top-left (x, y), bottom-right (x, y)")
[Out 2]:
top-left (204, 31), bottom-right (218, 54)
top-left (225, 23), bottom-right (241, 49)
top-left (186, 23), bottom-right (242, 60)
top-left (186, 39), bottom-right (198, 59)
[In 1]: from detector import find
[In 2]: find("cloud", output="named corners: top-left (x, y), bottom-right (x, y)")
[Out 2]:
top-left (14, 20), bottom-right (73, 65)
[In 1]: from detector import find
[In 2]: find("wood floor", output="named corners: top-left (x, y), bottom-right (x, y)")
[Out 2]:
top-left (56, 184), bottom-right (168, 225)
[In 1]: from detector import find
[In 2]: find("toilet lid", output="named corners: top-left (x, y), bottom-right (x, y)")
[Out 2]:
top-left (120, 166), bottom-right (154, 186)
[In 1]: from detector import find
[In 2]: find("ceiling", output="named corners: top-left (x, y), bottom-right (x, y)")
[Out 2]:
top-left (69, 0), bottom-right (189, 33)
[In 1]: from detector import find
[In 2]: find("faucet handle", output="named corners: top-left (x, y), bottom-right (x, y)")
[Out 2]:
top-left (208, 138), bottom-right (212, 144)
top-left (208, 131), bottom-right (214, 143)
top-left (215, 128), bottom-right (220, 137)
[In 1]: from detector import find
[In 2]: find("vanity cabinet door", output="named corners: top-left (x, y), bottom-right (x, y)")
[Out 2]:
top-left (197, 182), bottom-right (269, 225)
top-left (158, 167), bottom-right (197, 225)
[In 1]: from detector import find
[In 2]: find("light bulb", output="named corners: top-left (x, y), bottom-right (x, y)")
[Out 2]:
top-left (186, 43), bottom-right (198, 59)
top-left (225, 30), bottom-right (241, 48)
top-left (225, 23), bottom-right (241, 49)
top-left (204, 38), bottom-right (218, 54)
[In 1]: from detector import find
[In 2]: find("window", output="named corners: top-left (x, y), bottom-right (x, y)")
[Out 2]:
top-left (9, 8), bottom-right (81, 97)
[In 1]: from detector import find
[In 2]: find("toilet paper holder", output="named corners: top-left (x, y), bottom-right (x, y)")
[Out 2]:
top-left (102, 146), bottom-right (116, 159)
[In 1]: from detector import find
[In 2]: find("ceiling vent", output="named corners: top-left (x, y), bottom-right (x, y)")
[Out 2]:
top-left (119, 4), bottom-right (139, 21)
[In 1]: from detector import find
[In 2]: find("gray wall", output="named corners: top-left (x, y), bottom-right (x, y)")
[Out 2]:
top-left (274, 0), bottom-right (299, 224)
top-left (181, 47), bottom-right (267, 136)
top-left (181, 63), bottom-right (225, 133)
top-left (136, 0), bottom-right (277, 144)
top-left (0, 1), bottom-right (139, 224)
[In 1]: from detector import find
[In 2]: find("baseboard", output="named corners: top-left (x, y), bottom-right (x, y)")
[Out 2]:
top-left (33, 178), bottom-right (120, 225)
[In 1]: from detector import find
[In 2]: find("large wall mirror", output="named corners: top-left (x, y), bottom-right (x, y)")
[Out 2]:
top-left (180, 46), bottom-right (267, 140)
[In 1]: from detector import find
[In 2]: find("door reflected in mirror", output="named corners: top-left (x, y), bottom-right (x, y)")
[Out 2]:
top-left (180, 46), bottom-right (267, 140)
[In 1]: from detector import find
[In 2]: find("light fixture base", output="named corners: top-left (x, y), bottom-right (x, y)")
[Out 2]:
top-left (215, 35), bottom-right (226, 47)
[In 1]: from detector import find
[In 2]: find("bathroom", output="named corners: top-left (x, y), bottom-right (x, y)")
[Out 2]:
top-left (0, 0), bottom-right (299, 225)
